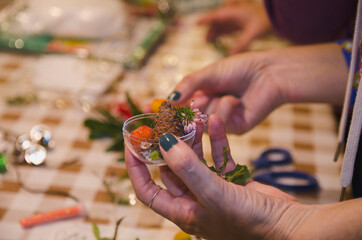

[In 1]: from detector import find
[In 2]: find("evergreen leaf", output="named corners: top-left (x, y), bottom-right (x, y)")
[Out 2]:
top-left (92, 223), bottom-right (101, 240)
top-left (126, 92), bottom-right (143, 116)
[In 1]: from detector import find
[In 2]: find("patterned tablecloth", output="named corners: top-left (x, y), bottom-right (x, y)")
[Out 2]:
top-left (0, 14), bottom-right (342, 240)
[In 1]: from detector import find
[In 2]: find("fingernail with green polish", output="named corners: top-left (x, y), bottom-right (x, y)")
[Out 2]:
top-left (160, 133), bottom-right (178, 151)
top-left (167, 91), bottom-right (181, 101)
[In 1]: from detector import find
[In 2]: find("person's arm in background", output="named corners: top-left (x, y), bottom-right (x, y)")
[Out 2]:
top-left (198, 0), bottom-right (357, 54)
top-left (264, 0), bottom-right (357, 44)
top-left (168, 43), bottom-right (348, 134)
top-left (198, 0), bottom-right (272, 54)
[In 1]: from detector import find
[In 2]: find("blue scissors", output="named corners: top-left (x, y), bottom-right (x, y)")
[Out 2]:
top-left (251, 148), bottom-right (319, 191)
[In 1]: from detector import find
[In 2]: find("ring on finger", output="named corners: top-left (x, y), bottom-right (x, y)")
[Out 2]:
top-left (148, 188), bottom-right (161, 208)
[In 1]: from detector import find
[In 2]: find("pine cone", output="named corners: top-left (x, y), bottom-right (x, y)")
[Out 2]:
top-left (153, 101), bottom-right (185, 141)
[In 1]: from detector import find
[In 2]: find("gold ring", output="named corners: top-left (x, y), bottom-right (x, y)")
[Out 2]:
top-left (148, 189), bottom-right (161, 208)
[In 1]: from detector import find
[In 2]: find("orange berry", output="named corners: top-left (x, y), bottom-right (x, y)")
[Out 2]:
top-left (151, 99), bottom-right (167, 113)
top-left (130, 126), bottom-right (153, 148)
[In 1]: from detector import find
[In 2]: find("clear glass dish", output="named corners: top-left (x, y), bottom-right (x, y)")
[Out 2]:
top-left (123, 113), bottom-right (196, 166)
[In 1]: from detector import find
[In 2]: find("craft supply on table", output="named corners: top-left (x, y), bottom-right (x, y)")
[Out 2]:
top-left (123, 19), bottom-right (167, 69)
top-left (19, 204), bottom-right (86, 228)
top-left (252, 148), bottom-right (319, 191)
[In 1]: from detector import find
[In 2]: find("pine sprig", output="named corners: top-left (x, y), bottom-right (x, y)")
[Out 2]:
top-left (126, 91), bottom-right (143, 116)
top-left (83, 93), bottom-right (144, 161)
top-left (174, 105), bottom-right (195, 126)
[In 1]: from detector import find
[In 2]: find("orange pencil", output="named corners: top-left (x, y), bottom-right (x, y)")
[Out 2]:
top-left (20, 204), bottom-right (86, 228)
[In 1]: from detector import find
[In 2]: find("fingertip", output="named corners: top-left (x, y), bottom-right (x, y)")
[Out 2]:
top-left (208, 114), bottom-right (226, 138)
top-left (196, 17), bottom-right (207, 25)
top-left (197, 11), bottom-right (216, 25)
top-left (209, 113), bottom-right (223, 123)
top-left (167, 76), bottom-right (195, 104)
top-left (208, 113), bottom-right (224, 127)
top-left (160, 133), bottom-right (179, 152)
top-left (167, 91), bottom-right (181, 102)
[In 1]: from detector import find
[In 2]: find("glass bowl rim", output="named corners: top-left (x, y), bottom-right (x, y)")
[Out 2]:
top-left (122, 113), bottom-right (196, 143)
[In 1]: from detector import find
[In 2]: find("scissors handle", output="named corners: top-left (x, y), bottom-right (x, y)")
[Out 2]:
top-left (252, 148), bottom-right (292, 169)
top-left (253, 171), bottom-right (319, 191)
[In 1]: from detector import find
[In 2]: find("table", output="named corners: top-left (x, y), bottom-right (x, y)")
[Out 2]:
top-left (0, 14), bottom-right (342, 240)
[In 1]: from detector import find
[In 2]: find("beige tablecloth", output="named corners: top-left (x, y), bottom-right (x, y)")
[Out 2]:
top-left (0, 14), bottom-right (342, 240)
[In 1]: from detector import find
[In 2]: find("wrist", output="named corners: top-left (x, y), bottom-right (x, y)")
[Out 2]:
top-left (265, 43), bottom-right (348, 105)
top-left (263, 48), bottom-right (297, 105)
top-left (264, 202), bottom-right (318, 240)
top-left (252, 50), bottom-right (289, 108)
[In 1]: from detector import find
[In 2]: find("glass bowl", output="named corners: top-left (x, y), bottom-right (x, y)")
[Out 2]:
top-left (123, 113), bottom-right (196, 166)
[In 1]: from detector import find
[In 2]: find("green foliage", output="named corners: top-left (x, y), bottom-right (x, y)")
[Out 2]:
top-left (83, 92), bottom-right (144, 161)
top-left (106, 135), bottom-right (124, 152)
top-left (93, 223), bottom-right (101, 240)
top-left (174, 105), bottom-right (195, 126)
top-left (149, 149), bottom-right (163, 161)
top-left (102, 179), bottom-right (130, 206)
top-left (126, 92), bottom-right (143, 116)
top-left (83, 108), bottom-right (124, 155)
top-left (212, 39), bottom-right (228, 57)
top-left (224, 164), bottom-right (251, 186)
top-left (6, 94), bottom-right (38, 105)
top-left (83, 108), bottom-right (123, 140)
top-left (92, 217), bottom-right (135, 240)
top-left (200, 146), bottom-right (251, 186)
top-left (83, 118), bottom-right (119, 139)
top-left (126, 92), bottom-right (155, 127)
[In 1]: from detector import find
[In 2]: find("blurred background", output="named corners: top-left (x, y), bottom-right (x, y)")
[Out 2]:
top-left (0, 1), bottom-right (342, 240)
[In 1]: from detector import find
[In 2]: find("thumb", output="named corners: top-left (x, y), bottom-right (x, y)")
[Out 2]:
top-left (197, 8), bottom-right (231, 26)
top-left (159, 133), bottom-right (225, 206)
top-left (167, 69), bottom-right (213, 104)
top-left (215, 95), bottom-right (241, 125)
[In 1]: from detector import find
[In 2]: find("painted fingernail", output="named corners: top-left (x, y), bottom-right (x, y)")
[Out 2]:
top-left (167, 91), bottom-right (181, 101)
top-left (160, 133), bottom-right (178, 151)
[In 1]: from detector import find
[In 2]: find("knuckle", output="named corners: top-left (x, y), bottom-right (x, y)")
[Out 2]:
top-left (169, 151), bottom-right (195, 174)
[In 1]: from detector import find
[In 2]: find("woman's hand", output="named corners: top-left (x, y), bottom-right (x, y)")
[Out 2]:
top-left (168, 43), bottom-right (348, 134)
top-left (168, 51), bottom-right (285, 134)
top-left (198, 1), bottom-right (271, 54)
top-left (125, 114), bottom-right (312, 239)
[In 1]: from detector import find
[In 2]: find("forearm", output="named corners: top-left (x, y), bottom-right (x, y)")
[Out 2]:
top-left (266, 43), bottom-right (348, 106)
top-left (292, 198), bottom-right (362, 239)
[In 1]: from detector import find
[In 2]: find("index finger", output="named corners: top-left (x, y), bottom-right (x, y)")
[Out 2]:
top-left (197, 8), bottom-right (233, 25)
top-left (208, 114), bottom-right (236, 173)
top-left (168, 61), bottom-right (228, 104)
